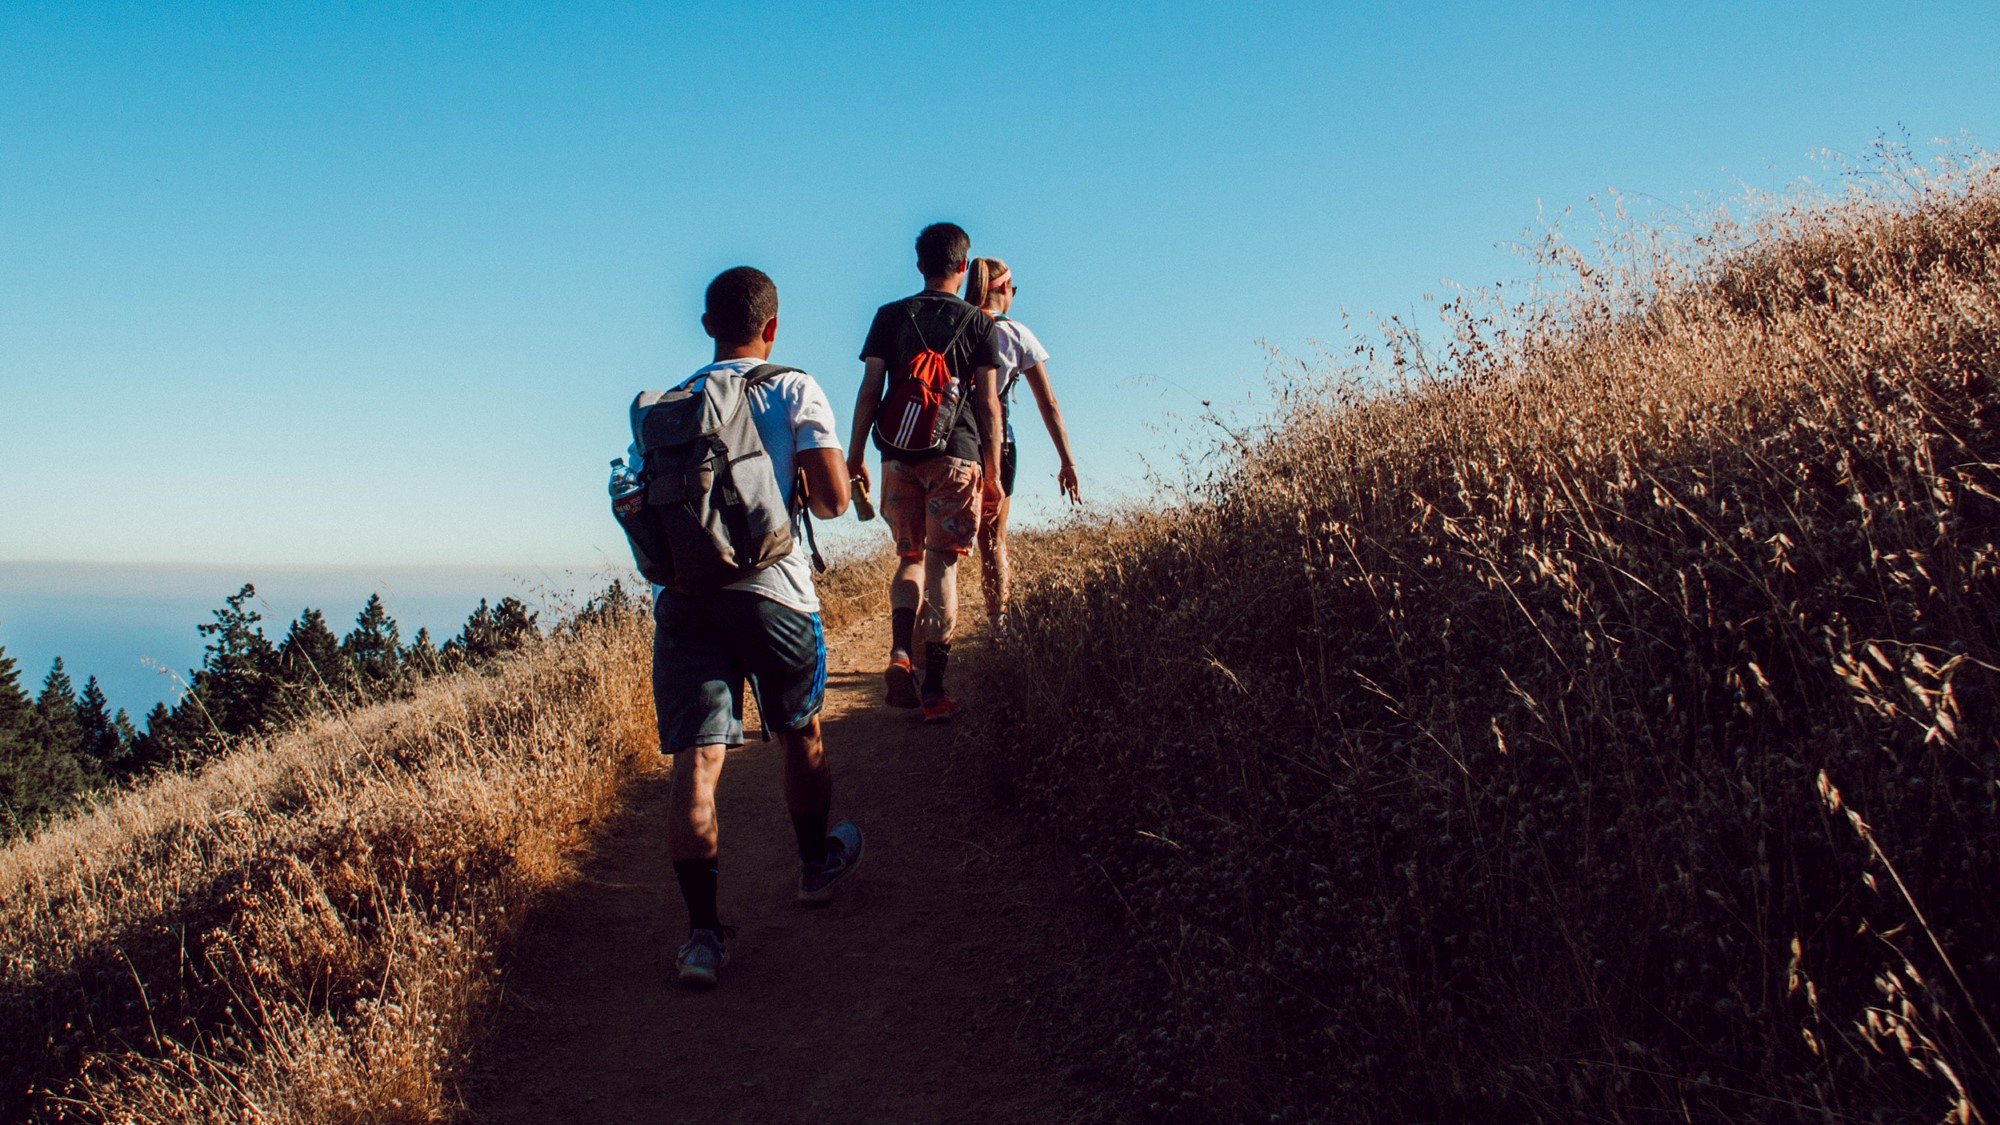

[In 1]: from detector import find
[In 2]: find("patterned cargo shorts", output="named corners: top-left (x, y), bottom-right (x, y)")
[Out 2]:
top-left (881, 455), bottom-right (981, 561)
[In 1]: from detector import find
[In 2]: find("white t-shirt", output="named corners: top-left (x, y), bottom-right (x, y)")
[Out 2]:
top-left (991, 318), bottom-right (1050, 442)
top-left (628, 357), bottom-right (845, 614)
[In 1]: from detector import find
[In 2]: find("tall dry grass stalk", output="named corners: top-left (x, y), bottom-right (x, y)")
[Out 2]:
top-left (0, 596), bottom-right (655, 1122)
top-left (985, 149), bottom-right (2000, 1121)
top-left (807, 544), bottom-right (891, 638)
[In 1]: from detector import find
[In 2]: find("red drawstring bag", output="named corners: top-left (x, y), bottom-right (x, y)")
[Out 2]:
top-left (874, 306), bottom-right (977, 454)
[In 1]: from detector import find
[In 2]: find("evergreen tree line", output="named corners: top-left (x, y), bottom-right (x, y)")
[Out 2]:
top-left (0, 585), bottom-right (540, 838)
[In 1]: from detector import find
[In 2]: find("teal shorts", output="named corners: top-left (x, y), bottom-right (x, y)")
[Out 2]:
top-left (652, 589), bottom-right (826, 752)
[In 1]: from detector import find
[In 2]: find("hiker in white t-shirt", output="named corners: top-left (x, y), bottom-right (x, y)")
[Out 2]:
top-left (962, 257), bottom-right (1081, 632)
top-left (625, 266), bottom-right (864, 989)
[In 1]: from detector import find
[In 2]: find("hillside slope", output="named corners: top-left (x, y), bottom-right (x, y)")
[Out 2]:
top-left (0, 567), bottom-right (1114, 1123)
top-left (983, 157), bottom-right (2000, 1122)
top-left (0, 595), bottom-right (654, 1121)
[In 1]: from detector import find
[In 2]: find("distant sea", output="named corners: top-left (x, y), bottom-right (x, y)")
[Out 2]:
top-left (0, 562), bottom-right (629, 719)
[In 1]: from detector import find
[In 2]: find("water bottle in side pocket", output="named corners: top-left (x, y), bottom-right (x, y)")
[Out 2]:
top-left (610, 456), bottom-right (671, 584)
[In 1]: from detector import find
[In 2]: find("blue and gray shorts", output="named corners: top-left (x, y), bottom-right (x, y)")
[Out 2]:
top-left (652, 589), bottom-right (827, 752)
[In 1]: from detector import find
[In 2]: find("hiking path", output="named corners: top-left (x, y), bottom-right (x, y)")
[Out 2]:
top-left (460, 614), bottom-right (1110, 1124)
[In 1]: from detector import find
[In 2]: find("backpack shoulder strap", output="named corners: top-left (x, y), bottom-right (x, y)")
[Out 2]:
top-left (944, 310), bottom-right (985, 406)
top-left (903, 300), bottom-right (977, 355)
top-left (748, 362), bottom-right (827, 573)
top-left (744, 363), bottom-right (800, 385)
top-left (946, 306), bottom-right (978, 348)
top-left (798, 504), bottom-right (828, 574)
top-left (903, 304), bottom-right (935, 353)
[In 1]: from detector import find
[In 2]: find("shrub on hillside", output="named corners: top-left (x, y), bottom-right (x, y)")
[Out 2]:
top-left (986, 151), bottom-right (2000, 1122)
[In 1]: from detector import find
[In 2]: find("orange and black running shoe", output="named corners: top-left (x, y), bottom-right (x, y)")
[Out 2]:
top-left (884, 655), bottom-right (920, 708)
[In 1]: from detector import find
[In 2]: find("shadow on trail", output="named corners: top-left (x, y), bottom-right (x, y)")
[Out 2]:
top-left (458, 625), bottom-right (1111, 1125)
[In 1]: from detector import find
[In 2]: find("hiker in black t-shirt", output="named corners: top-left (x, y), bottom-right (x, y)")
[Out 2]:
top-left (847, 222), bottom-right (1004, 723)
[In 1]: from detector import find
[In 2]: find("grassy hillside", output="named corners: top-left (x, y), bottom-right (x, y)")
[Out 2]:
top-left (0, 561), bottom-right (891, 1123)
top-left (0, 592), bottom-right (655, 1122)
top-left (985, 156), bottom-right (2000, 1122)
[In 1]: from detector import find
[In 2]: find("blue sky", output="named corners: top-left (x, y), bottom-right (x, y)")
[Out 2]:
top-left (3, 1), bottom-right (1996, 570)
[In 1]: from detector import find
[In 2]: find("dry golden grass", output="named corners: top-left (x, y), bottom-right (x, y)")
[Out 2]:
top-left (984, 150), bottom-right (2000, 1122)
top-left (808, 544), bottom-right (892, 637)
top-left (0, 557), bottom-right (888, 1123)
top-left (0, 596), bottom-right (655, 1122)
top-left (18, 150), bottom-right (1998, 1122)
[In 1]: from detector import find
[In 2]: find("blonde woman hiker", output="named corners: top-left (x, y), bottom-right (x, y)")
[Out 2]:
top-left (962, 257), bottom-right (1081, 634)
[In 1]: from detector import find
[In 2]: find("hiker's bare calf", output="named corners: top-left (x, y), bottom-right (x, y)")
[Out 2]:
top-left (667, 718), bottom-right (831, 861)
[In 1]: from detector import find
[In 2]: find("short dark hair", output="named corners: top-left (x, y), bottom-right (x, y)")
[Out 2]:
top-left (704, 266), bottom-right (778, 345)
top-left (915, 223), bottom-right (970, 278)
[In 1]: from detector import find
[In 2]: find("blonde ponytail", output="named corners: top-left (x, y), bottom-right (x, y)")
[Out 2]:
top-left (965, 256), bottom-right (1010, 311)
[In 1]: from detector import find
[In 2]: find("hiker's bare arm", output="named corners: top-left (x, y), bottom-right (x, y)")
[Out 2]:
top-left (975, 364), bottom-right (1003, 492)
top-left (1021, 362), bottom-right (1081, 504)
top-left (796, 448), bottom-right (850, 520)
top-left (848, 358), bottom-right (887, 487)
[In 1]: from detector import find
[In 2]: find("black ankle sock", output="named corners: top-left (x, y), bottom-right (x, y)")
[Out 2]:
top-left (791, 809), bottom-right (830, 864)
top-left (922, 641), bottom-right (951, 697)
top-left (891, 608), bottom-right (916, 656)
top-left (672, 857), bottom-right (721, 931)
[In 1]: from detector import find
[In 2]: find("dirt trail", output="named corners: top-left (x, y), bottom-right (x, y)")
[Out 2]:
top-left (461, 616), bottom-right (1106, 1124)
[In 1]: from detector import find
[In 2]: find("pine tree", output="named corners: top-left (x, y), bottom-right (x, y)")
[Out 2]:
top-left (443, 599), bottom-right (497, 670)
top-left (563, 579), bottom-right (642, 637)
top-left (276, 607), bottom-right (354, 715)
top-left (184, 584), bottom-right (279, 743)
top-left (129, 701), bottom-right (180, 772)
top-left (0, 650), bottom-right (89, 835)
top-left (113, 707), bottom-right (138, 767)
top-left (73, 668), bottom-right (125, 776)
top-left (342, 594), bottom-right (402, 696)
top-left (0, 645), bottom-right (37, 835)
top-left (33, 659), bottom-right (84, 766)
top-left (0, 645), bottom-right (31, 744)
top-left (440, 596), bottom-right (541, 673)
top-left (403, 626), bottom-right (442, 681)
top-left (491, 597), bottom-right (540, 652)
top-left (74, 676), bottom-right (127, 777)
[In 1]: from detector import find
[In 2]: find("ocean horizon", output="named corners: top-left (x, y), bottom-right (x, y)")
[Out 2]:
top-left (0, 560), bottom-right (631, 719)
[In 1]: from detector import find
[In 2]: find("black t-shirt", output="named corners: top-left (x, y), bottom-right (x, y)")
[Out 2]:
top-left (860, 290), bottom-right (1002, 464)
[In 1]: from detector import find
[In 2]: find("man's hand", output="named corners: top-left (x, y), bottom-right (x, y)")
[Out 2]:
top-left (1057, 462), bottom-right (1081, 505)
top-left (982, 472), bottom-right (1004, 511)
top-left (847, 448), bottom-right (871, 492)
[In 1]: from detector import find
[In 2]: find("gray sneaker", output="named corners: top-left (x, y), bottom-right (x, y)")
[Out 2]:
top-left (797, 821), bottom-right (865, 904)
top-left (675, 926), bottom-right (732, 988)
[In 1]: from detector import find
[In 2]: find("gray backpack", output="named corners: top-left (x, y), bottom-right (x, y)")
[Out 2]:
top-left (619, 364), bottom-right (812, 592)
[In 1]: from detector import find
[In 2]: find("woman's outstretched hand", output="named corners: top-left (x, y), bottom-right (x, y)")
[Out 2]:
top-left (1057, 462), bottom-right (1081, 505)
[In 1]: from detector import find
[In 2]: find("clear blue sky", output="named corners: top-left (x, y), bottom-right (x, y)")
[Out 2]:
top-left (3, 1), bottom-right (1996, 569)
